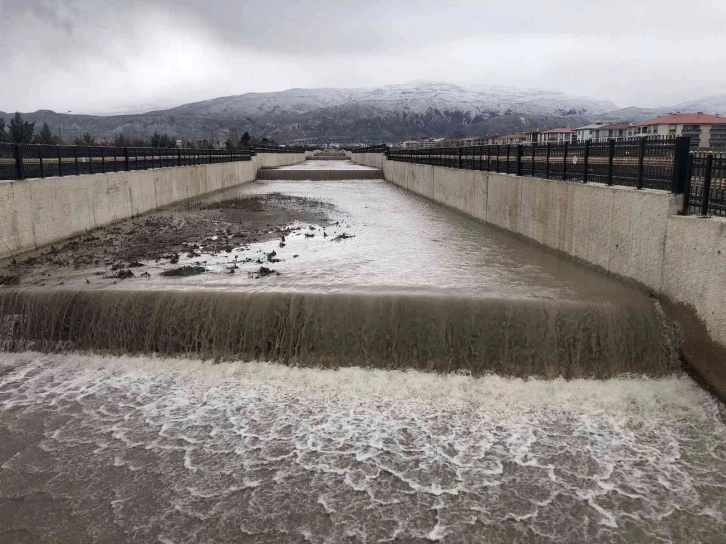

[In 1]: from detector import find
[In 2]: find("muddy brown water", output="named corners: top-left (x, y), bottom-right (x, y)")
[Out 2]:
top-left (1, 178), bottom-right (677, 378)
top-left (1, 166), bottom-right (723, 542)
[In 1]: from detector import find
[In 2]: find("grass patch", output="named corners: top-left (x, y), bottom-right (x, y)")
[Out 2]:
top-left (160, 266), bottom-right (206, 277)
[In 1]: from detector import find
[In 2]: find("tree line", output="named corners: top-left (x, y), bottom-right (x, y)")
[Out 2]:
top-left (0, 113), bottom-right (272, 149)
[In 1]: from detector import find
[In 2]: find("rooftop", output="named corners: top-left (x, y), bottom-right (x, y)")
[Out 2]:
top-left (541, 128), bottom-right (574, 134)
top-left (599, 122), bottom-right (632, 130)
top-left (637, 113), bottom-right (726, 126)
top-left (575, 123), bottom-right (605, 130)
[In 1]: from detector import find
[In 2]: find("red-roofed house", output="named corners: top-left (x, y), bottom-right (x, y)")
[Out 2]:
top-left (494, 132), bottom-right (539, 145)
top-left (537, 128), bottom-right (574, 144)
top-left (629, 113), bottom-right (726, 148)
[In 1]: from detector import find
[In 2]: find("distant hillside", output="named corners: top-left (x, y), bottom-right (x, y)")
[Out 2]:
top-left (3, 84), bottom-right (723, 145)
top-left (600, 94), bottom-right (726, 123)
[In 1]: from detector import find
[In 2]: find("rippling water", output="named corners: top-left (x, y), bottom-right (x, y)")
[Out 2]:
top-left (1, 352), bottom-right (723, 543)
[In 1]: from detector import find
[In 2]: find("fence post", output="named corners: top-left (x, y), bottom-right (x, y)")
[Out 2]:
top-left (88, 146), bottom-right (93, 175)
top-left (13, 144), bottom-right (24, 180)
top-left (57, 145), bottom-right (64, 177)
top-left (531, 143), bottom-right (536, 177)
top-left (101, 147), bottom-right (106, 174)
top-left (74, 146), bottom-right (79, 176)
top-left (545, 143), bottom-right (550, 179)
top-left (636, 136), bottom-right (647, 189)
top-left (112, 147), bottom-right (117, 172)
top-left (37, 146), bottom-right (44, 178)
top-left (582, 140), bottom-right (590, 183)
top-left (457, 147), bottom-right (463, 169)
top-left (178, 149), bottom-right (182, 167)
top-left (680, 153), bottom-right (693, 215)
top-left (515, 145), bottom-right (523, 176)
top-left (672, 136), bottom-right (691, 194)
top-left (700, 153), bottom-right (713, 216)
top-left (562, 141), bottom-right (569, 181)
top-left (124, 147), bottom-right (130, 171)
top-left (607, 139), bottom-right (615, 186)
top-left (505, 145), bottom-right (511, 174)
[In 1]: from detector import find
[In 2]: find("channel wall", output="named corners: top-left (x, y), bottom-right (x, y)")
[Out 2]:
top-left (351, 152), bottom-right (726, 395)
top-left (0, 152), bottom-right (307, 260)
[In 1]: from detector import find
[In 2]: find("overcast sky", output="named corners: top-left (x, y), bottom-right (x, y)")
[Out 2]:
top-left (1, 0), bottom-right (724, 114)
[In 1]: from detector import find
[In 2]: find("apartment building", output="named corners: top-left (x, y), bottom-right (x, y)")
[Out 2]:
top-left (493, 132), bottom-right (539, 145)
top-left (629, 113), bottom-right (726, 148)
top-left (593, 122), bottom-right (632, 141)
top-left (401, 139), bottom-right (439, 149)
top-left (574, 123), bottom-right (604, 142)
top-left (537, 128), bottom-right (575, 144)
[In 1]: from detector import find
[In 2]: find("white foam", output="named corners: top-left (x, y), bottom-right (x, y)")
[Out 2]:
top-left (0, 351), bottom-right (724, 543)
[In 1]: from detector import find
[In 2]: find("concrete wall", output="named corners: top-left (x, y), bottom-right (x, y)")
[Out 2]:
top-left (0, 153), bottom-right (305, 260)
top-left (351, 152), bottom-right (726, 367)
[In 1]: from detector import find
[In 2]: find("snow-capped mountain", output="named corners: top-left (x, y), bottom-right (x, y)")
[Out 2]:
top-left (160, 82), bottom-right (618, 120)
top-left (23, 82), bottom-right (726, 144)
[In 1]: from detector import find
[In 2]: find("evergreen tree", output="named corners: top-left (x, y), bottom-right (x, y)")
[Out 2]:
top-left (9, 112), bottom-right (35, 143)
top-left (34, 122), bottom-right (56, 145)
top-left (73, 133), bottom-right (96, 145)
top-left (150, 132), bottom-right (177, 148)
top-left (0, 118), bottom-right (6, 142)
top-left (241, 131), bottom-right (251, 148)
top-left (114, 134), bottom-right (127, 147)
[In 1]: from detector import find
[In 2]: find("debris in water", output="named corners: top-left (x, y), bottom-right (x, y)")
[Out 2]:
top-left (114, 270), bottom-right (135, 280)
top-left (332, 233), bottom-right (355, 242)
top-left (127, 261), bottom-right (144, 268)
top-left (160, 266), bottom-right (206, 277)
top-left (267, 250), bottom-right (281, 263)
top-left (248, 266), bottom-right (278, 279)
top-left (305, 233), bottom-right (315, 238)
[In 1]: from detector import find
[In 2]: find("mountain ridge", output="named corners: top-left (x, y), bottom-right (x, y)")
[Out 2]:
top-left (2, 83), bottom-right (724, 144)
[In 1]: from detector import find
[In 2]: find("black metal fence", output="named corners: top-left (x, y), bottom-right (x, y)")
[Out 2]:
top-left (351, 144), bottom-right (389, 153)
top-left (385, 137), bottom-right (691, 193)
top-left (0, 143), bottom-right (306, 181)
top-left (684, 152), bottom-right (726, 217)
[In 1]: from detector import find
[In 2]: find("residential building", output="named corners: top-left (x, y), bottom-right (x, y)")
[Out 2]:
top-left (592, 122), bottom-right (632, 141)
top-left (458, 137), bottom-right (483, 147)
top-left (574, 123), bottom-right (605, 142)
top-left (494, 132), bottom-right (539, 145)
top-left (537, 128), bottom-right (575, 144)
top-left (628, 113), bottom-right (726, 148)
top-left (401, 139), bottom-right (437, 149)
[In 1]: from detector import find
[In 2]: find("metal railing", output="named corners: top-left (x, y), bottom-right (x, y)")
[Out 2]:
top-left (683, 152), bottom-right (726, 217)
top-left (0, 143), bottom-right (306, 181)
top-left (350, 144), bottom-right (390, 153)
top-left (385, 137), bottom-right (691, 193)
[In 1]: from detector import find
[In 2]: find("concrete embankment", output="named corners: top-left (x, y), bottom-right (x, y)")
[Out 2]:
top-left (0, 152), bottom-right (307, 261)
top-left (351, 152), bottom-right (726, 397)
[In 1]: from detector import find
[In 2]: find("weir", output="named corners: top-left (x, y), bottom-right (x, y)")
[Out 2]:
top-left (0, 159), bottom-right (677, 378)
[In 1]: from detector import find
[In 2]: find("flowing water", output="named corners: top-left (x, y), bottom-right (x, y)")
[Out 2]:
top-left (0, 352), bottom-right (724, 543)
top-left (0, 162), bottom-right (722, 542)
top-left (0, 177), bottom-right (676, 377)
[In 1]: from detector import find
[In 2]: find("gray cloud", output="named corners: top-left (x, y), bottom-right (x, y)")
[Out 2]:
top-left (0, 0), bottom-right (724, 113)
